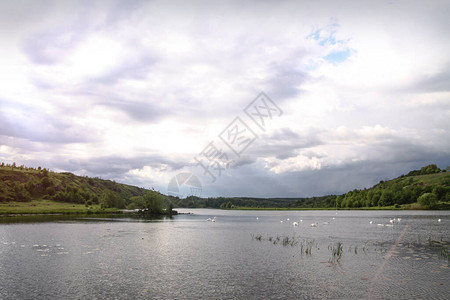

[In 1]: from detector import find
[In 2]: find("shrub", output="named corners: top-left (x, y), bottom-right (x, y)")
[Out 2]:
top-left (418, 193), bottom-right (437, 209)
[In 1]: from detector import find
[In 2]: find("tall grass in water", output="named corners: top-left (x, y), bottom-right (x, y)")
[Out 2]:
top-left (282, 236), bottom-right (298, 247)
top-left (328, 242), bottom-right (343, 263)
top-left (299, 239), bottom-right (317, 255)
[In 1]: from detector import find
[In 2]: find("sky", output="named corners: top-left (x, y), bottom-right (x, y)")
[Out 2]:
top-left (1, 0), bottom-right (449, 198)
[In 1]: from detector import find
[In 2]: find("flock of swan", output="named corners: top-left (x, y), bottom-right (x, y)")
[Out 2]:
top-left (371, 217), bottom-right (401, 227)
top-left (206, 215), bottom-right (443, 226)
top-left (279, 216), bottom-right (337, 227)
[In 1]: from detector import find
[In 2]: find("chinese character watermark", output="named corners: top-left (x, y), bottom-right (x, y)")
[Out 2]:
top-left (219, 117), bottom-right (258, 157)
top-left (167, 92), bottom-right (282, 196)
top-left (167, 172), bottom-right (202, 198)
top-left (195, 92), bottom-right (282, 183)
top-left (244, 92), bottom-right (283, 131)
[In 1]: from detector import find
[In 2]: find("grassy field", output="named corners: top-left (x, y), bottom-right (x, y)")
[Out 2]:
top-left (0, 200), bottom-right (122, 215)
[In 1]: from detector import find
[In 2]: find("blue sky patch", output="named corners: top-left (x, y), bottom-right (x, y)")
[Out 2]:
top-left (323, 48), bottom-right (352, 64)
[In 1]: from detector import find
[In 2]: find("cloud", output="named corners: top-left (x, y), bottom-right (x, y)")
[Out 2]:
top-left (0, 100), bottom-right (94, 144)
top-left (23, 26), bottom-right (85, 65)
top-left (0, 0), bottom-right (449, 198)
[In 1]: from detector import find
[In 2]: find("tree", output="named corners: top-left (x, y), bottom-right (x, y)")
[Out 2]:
top-left (100, 190), bottom-right (125, 209)
top-left (433, 186), bottom-right (445, 200)
top-left (45, 186), bottom-right (56, 196)
top-left (14, 183), bottom-right (31, 202)
top-left (379, 190), bottom-right (394, 206)
top-left (418, 193), bottom-right (437, 209)
top-left (420, 164), bottom-right (440, 175)
top-left (128, 196), bottom-right (146, 209)
top-left (41, 176), bottom-right (52, 189)
top-left (143, 191), bottom-right (165, 214)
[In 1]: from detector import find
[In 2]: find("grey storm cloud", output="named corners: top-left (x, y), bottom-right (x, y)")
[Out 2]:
top-left (207, 154), bottom-right (450, 198)
top-left (248, 128), bottom-right (323, 160)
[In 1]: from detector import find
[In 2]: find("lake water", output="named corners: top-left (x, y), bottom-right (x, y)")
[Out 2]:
top-left (0, 209), bottom-right (449, 299)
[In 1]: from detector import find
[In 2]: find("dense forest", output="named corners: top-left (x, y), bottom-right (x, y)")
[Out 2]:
top-left (1, 163), bottom-right (449, 210)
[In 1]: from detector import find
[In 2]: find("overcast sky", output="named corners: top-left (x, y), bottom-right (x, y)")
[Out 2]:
top-left (1, 0), bottom-right (449, 198)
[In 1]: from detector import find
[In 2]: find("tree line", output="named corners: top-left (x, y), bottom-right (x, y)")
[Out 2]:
top-left (170, 164), bottom-right (449, 210)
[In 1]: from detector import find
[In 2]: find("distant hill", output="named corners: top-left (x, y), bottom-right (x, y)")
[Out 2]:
top-left (0, 163), bottom-right (152, 209)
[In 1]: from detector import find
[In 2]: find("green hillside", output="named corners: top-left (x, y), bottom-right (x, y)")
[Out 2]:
top-left (0, 163), bottom-right (168, 214)
top-left (333, 165), bottom-right (449, 209)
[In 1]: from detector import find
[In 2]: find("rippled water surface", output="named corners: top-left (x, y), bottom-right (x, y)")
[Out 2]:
top-left (0, 210), bottom-right (449, 299)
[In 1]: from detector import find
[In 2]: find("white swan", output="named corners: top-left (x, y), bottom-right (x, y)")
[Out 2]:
top-left (369, 221), bottom-right (373, 224)
top-left (293, 222), bottom-right (299, 226)
top-left (310, 222), bottom-right (318, 227)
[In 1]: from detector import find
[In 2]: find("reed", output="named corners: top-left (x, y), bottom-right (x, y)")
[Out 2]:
top-left (328, 242), bottom-right (343, 263)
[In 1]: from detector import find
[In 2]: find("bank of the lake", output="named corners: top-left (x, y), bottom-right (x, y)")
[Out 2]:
top-left (0, 200), bottom-right (122, 215)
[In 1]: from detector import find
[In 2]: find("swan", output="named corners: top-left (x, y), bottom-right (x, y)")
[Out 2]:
top-left (310, 222), bottom-right (318, 227)
top-left (293, 222), bottom-right (299, 226)
top-left (438, 219), bottom-right (441, 222)
top-left (369, 221), bottom-right (373, 224)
